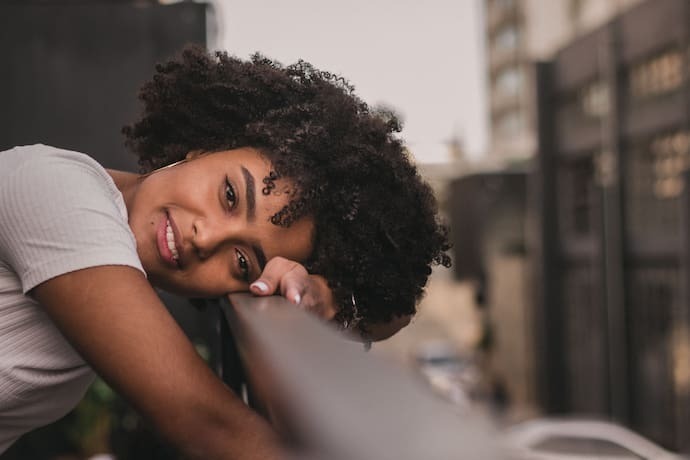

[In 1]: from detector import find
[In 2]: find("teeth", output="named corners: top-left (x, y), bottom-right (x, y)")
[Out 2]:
top-left (166, 220), bottom-right (179, 260)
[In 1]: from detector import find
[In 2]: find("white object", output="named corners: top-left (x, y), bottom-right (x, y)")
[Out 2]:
top-left (504, 418), bottom-right (685, 460)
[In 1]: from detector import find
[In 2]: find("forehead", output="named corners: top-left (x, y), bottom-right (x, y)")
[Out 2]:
top-left (208, 147), bottom-right (271, 170)
top-left (211, 147), bottom-right (293, 203)
top-left (263, 213), bottom-right (315, 263)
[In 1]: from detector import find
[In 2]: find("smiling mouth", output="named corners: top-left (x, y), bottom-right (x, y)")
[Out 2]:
top-left (165, 219), bottom-right (179, 261)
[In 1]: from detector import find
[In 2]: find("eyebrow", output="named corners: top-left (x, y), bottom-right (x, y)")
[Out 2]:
top-left (241, 166), bottom-right (267, 273)
top-left (242, 166), bottom-right (256, 222)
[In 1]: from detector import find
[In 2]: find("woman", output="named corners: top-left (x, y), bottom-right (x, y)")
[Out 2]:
top-left (0, 46), bottom-right (450, 458)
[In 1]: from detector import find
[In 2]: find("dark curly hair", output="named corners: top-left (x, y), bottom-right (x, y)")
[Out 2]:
top-left (123, 45), bottom-right (451, 335)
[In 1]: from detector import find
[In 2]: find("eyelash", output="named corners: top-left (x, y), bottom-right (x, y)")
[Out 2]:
top-left (235, 249), bottom-right (250, 283)
top-left (225, 177), bottom-right (237, 209)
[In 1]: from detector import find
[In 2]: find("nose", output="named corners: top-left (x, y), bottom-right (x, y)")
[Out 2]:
top-left (192, 217), bottom-right (236, 260)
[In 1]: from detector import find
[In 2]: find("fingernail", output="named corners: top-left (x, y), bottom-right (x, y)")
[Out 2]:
top-left (292, 294), bottom-right (301, 305)
top-left (251, 281), bottom-right (268, 293)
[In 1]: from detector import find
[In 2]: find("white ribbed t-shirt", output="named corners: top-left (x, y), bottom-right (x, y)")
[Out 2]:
top-left (0, 144), bottom-right (144, 452)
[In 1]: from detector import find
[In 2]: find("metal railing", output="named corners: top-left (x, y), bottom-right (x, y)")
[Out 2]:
top-left (218, 294), bottom-right (503, 460)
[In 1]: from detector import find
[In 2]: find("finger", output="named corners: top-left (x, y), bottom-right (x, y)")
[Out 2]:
top-left (249, 279), bottom-right (273, 296)
top-left (249, 257), bottom-right (289, 295)
top-left (284, 277), bottom-right (339, 320)
top-left (283, 283), bottom-right (304, 306)
top-left (294, 290), bottom-right (326, 317)
top-left (302, 275), bottom-right (339, 320)
top-left (250, 257), bottom-right (302, 297)
top-left (277, 266), bottom-right (308, 305)
top-left (315, 300), bottom-right (339, 321)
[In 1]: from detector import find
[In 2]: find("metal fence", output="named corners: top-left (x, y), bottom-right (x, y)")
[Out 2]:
top-left (533, 0), bottom-right (690, 451)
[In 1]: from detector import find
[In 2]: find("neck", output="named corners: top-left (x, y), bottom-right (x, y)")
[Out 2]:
top-left (107, 169), bottom-right (141, 213)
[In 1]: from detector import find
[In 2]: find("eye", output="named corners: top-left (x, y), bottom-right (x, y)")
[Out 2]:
top-left (235, 249), bottom-right (250, 283)
top-left (225, 178), bottom-right (237, 208)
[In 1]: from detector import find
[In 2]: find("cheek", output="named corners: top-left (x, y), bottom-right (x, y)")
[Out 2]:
top-left (127, 207), bottom-right (160, 260)
top-left (282, 225), bottom-right (315, 261)
top-left (179, 260), bottom-right (239, 297)
top-left (158, 276), bottom-right (227, 298)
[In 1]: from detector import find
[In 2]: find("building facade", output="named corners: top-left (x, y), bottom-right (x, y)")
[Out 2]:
top-left (485, 0), bottom-right (643, 161)
top-left (532, 0), bottom-right (690, 451)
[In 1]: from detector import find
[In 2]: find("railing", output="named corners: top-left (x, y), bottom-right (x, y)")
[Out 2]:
top-left (217, 293), bottom-right (503, 460)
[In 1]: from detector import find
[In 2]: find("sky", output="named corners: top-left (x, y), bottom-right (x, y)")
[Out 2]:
top-left (211, 0), bottom-right (487, 164)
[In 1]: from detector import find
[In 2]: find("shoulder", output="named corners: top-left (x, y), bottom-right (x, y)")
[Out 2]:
top-left (0, 144), bottom-right (123, 218)
top-left (0, 145), bottom-right (143, 293)
top-left (1, 144), bottom-right (110, 187)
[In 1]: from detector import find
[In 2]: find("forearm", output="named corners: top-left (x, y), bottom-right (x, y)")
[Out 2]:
top-left (33, 266), bottom-right (284, 460)
top-left (85, 327), bottom-right (285, 460)
top-left (168, 392), bottom-right (283, 459)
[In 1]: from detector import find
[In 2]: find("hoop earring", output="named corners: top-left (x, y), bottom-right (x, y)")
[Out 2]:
top-left (143, 158), bottom-right (189, 177)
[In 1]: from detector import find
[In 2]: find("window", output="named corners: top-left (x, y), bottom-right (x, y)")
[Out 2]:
top-left (569, 0), bottom-right (584, 25)
top-left (493, 0), bottom-right (515, 10)
top-left (496, 109), bottom-right (524, 137)
top-left (559, 156), bottom-right (595, 237)
top-left (494, 24), bottom-right (520, 53)
top-left (649, 130), bottom-right (690, 198)
top-left (629, 49), bottom-right (683, 99)
top-left (579, 80), bottom-right (609, 118)
top-left (495, 66), bottom-right (523, 97)
top-left (625, 133), bottom-right (689, 243)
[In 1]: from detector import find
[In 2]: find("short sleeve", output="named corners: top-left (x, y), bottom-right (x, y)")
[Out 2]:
top-left (0, 145), bottom-right (144, 293)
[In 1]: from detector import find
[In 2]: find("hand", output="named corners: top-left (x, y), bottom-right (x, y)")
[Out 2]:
top-left (248, 257), bottom-right (339, 321)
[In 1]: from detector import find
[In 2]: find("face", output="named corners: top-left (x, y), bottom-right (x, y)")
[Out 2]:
top-left (126, 147), bottom-right (314, 297)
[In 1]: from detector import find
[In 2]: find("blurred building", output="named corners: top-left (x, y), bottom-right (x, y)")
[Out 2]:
top-left (477, 0), bottom-right (690, 453)
top-left (416, 147), bottom-right (467, 214)
top-left (530, 0), bottom-right (690, 451)
top-left (485, 0), bottom-right (643, 162)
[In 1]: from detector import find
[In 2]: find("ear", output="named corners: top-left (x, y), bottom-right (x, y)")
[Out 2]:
top-left (185, 149), bottom-right (205, 161)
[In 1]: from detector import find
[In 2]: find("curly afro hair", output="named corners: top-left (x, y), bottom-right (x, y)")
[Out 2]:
top-left (123, 45), bottom-right (451, 335)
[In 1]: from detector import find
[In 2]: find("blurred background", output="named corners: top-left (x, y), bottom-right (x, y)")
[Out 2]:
top-left (2, 0), bottom-right (690, 458)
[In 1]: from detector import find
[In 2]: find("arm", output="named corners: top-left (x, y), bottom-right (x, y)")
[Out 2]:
top-left (33, 265), bottom-right (284, 460)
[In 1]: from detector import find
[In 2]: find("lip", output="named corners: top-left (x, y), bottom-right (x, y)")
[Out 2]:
top-left (156, 210), bottom-right (182, 269)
